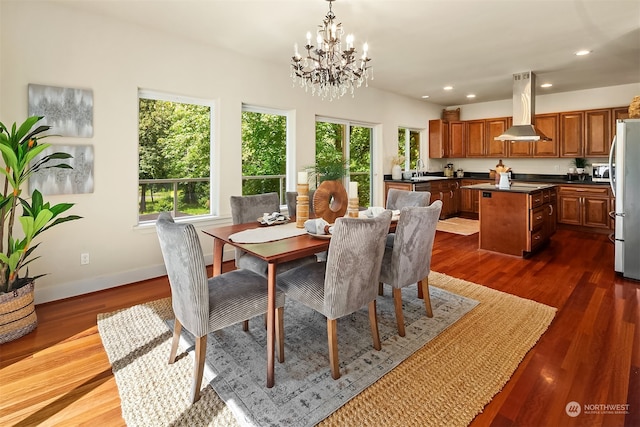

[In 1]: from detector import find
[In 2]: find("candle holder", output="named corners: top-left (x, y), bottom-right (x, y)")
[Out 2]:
top-left (348, 197), bottom-right (359, 218)
top-left (296, 183), bottom-right (310, 228)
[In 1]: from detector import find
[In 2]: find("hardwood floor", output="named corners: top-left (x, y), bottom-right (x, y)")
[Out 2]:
top-left (1, 229), bottom-right (637, 426)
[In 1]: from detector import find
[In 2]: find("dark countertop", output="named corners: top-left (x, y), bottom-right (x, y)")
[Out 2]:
top-left (383, 172), bottom-right (610, 186)
top-left (460, 182), bottom-right (557, 194)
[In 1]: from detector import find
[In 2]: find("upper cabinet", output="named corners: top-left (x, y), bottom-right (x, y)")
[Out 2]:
top-left (532, 113), bottom-right (559, 157)
top-left (585, 109), bottom-right (612, 157)
top-left (429, 106), bottom-right (627, 159)
top-left (485, 118), bottom-right (509, 157)
top-left (559, 111), bottom-right (584, 157)
top-left (428, 119), bottom-right (465, 158)
top-left (464, 118), bottom-right (509, 157)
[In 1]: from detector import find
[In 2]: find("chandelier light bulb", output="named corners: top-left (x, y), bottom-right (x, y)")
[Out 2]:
top-left (290, 0), bottom-right (372, 101)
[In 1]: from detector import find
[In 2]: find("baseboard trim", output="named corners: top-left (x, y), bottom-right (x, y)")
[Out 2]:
top-left (34, 249), bottom-right (235, 305)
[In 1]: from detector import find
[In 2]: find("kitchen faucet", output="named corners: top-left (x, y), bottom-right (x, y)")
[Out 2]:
top-left (416, 158), bottom-right (425, 177)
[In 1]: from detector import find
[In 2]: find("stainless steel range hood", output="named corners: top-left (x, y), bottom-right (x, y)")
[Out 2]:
top-left (495, 71), bottom-right (551, 141)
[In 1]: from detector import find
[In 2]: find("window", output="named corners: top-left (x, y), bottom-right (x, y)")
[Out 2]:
top-left (398, 127), bottom-right (421, 170)
top-left (316, 118), bottom-right (373, 207)
top-left (138, 90), bottom-right (213, 223)
top-left (241, 105), bottom-right (289, 205)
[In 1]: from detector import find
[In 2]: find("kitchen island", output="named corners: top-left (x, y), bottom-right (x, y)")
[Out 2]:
top-left (461, 183), bottom-right (557, 257)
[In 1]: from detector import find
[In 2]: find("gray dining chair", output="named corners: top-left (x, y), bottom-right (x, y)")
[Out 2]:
top-left (286, 190), bottom-right (315, 218)
top-left (230, 192), bottom-right (316, 275)
top-left (378, 201), bottom-right (442, 337)
top-left (385, 188), bottom-right (431, 211)
top-left (277, 211), bottom-right (392, 380)
top-left (156, 212), bottom-right (285, 403)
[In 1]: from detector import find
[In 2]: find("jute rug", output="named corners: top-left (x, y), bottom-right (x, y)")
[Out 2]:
top-left (436, 217), bottom-right (480, 236)
top-left (98, 272), bottom-right (556, 427)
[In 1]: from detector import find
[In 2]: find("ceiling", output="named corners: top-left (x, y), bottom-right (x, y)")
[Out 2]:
top-left (57, 0), bottom-right (640, 106)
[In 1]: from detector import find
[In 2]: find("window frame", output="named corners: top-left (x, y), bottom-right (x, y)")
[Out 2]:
top-left (241, 104), bottom-right (293, 206)
top-left (137, 89), bottom-right (216, 225)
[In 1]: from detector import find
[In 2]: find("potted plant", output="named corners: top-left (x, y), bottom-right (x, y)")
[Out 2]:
top-left (0, 116), bottom-right (81, 344)
top-left (572, 157), bottom-right (589, 174)
top-left (390, 155), bottom-right (405, 180)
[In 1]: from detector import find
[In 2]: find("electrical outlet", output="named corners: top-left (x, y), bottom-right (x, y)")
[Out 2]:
top-left (554, 164), bottom-right (560, 172)
top-left (80, 253), bottom-right (90, 265)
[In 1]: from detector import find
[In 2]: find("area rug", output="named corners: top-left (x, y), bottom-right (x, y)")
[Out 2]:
top-left (98, 272), bottom-right (556, 427)
top-left (436, 217), bottom-right (480, 235)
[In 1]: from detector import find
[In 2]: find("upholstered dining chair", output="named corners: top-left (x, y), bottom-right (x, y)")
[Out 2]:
top-left (277, 210), bottom-right (392, 380)
top-left (286, 190), bottom-right (315, 218)
top-left (156, 212), bottom-right (285, 403)
top-left (230, 192), bottom-right (315, 276)
top-left (378, 201), bottom-right (442, 337)
top-left (384, 188), bottom-right (431, 211)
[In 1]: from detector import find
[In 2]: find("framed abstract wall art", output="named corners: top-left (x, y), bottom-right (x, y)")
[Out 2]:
top-left (28, 84), bottom-right (93, 138)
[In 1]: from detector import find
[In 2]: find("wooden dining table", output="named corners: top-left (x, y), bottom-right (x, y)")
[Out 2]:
top-left (202, 217), bottom-right (397, 388)
top-left (202, 221), bottom-right (331, 388)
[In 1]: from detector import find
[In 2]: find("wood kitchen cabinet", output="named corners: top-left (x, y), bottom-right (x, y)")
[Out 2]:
top-left (557, 185), bottom-right (612, 232)
top-left (448, 121), bottom-right (465, 157)
top-left (465, 120), bottom-right (485, 157)
top-left (485, 118), bottom-right (509, 157)
top-left (460, 178), bottom-right (493, 216)
top-left (533, 113), bottom-right (559, 157)
top-left (383, 181), bottom-right (430, 208)
top-left (430, 105), bottom-right (625, 160)
top-left (560, 111), bottom-right (584, 157)
top-left (428, 119), bottom-right (464, 158)
top-left (585, 109), bottom-right (612, 157)
top-left (612, 107), bottom-right (629, 139)
top-left (429, 179), bottom-right (460, 219)
top-left (465, 118), bottom-right (509, 158)
top-left (475, 185), bottom-right (557, 257)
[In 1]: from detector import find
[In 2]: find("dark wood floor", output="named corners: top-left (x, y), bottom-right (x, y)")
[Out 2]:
top-left (1, 228), bottom-right (638, 426)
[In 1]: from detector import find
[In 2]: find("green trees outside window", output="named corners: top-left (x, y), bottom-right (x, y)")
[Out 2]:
top-left (138, 96), bottom-right (211, 221)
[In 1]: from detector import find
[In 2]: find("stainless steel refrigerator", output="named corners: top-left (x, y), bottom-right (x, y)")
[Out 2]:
top-left (610, 118), bottom-right (640, 281)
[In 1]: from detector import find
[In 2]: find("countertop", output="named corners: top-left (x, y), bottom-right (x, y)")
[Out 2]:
top-left (384, 173), bottom-right (610, 186)
top-left (460, 182), bottom-right (557, 194)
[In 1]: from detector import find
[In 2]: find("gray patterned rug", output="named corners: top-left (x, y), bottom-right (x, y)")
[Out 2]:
top-left (98, 281), bottom-right (478, 426)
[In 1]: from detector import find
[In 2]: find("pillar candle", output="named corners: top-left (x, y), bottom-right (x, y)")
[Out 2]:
top-left (349, 181), bottom-right (358, 198)
top-left (298, 171), bottom-right (308, 184)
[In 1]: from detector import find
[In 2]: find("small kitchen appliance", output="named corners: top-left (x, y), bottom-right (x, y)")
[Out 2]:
top-left (592, 162), bottom-right (612, 182)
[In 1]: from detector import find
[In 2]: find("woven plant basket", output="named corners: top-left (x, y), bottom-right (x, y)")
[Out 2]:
top-left (0, 281), bottom-right (37, 344)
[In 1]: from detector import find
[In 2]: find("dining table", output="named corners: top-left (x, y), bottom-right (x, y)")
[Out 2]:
top-left (202, 216), bottom-right (397, 388)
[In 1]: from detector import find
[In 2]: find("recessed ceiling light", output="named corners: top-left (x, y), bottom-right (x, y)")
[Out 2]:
top-left (575, 50), bottom-right (591, 56)
top-left (466, 94), bottom-right (476, 98)
top-left (421, 95), bottom-right (430, 99)
top-left (540, 83), bottom-right (553, 88)
top-left (443, 86), bottom-right (453, 91)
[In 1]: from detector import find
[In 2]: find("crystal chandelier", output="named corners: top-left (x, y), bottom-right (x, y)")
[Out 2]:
top-left (290, 0), bottom-right (372, 101)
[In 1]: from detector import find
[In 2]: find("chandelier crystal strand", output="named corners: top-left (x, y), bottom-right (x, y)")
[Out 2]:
top-left (291, 0), bottom-right (372, 101)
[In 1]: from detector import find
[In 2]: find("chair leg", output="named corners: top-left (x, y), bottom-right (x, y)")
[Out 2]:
top-left (169, 319), bottom-right (182, 364)
top-left (243, 320), bottom-right (249, 331)
top-left (392, 288), bottom-right (406, 337)
top-left (419, 278), bottom-right (433, 318)
top-left (327, 318), bottom-right (340, 379)
top-left (378, 282), bottom-right (384, 296)
top-left (275, 306), bottom-right (285, 363)
top-left (190, 335), bottom-right (207, 404)
top-left (368, 300), bottom-right (381, 350)
top-left (417, 282), bottom-right (424, 299)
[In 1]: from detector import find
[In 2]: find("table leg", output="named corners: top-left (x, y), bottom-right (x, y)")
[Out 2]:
top-left (266, 262), bottom-right (276, 388)
top-left (213, 238), bottom-right (224, 277)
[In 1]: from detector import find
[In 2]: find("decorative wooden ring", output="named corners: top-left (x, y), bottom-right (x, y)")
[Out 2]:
top-left (313, 180), bottom-right (348, 223)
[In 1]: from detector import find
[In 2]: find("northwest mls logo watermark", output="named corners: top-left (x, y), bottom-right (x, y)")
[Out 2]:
top-left (566, 401), bottom-right (630, 417)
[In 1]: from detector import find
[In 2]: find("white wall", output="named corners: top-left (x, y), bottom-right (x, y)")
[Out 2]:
top-left (0, 1), bottom-right (440, 303)
top-left (429, 83), bottom-right (640, 175)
